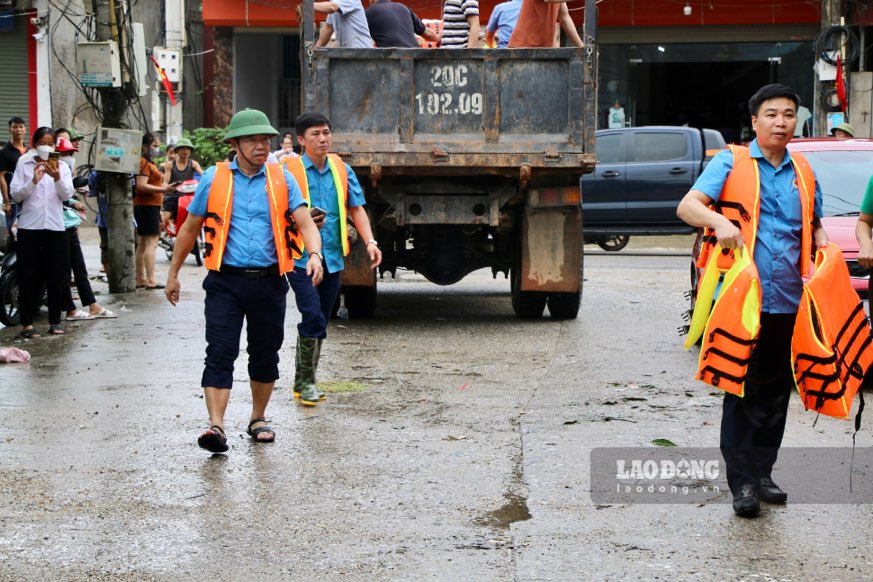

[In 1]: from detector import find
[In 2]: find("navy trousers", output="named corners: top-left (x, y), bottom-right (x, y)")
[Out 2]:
top-left (201, 270), bottom-right (289, 388)
top-left (287, 266), bottom-right (342, 339)
top-left (720, 312), bottom-right (796, 495)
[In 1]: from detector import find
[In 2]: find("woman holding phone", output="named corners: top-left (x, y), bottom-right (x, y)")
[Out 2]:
top-left (9, 127), bottom-right (74, 337)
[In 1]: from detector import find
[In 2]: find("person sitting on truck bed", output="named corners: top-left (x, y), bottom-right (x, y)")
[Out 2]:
top-left (508, 0), bottom-right (583, 48)
top-left (441, 0), bottom-right (480, 49)
top-left (365, 0), bottom-right (439, 48)
top-left (311, 0), bottom-right (374, 48)
top-left (486, 0), bottom-right (522, 48)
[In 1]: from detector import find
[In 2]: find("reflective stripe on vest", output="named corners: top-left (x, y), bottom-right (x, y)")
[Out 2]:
top-left (696, 145), bottom-right (815, 276)
top-left (693, 245), bottom-right (762, 397)
top-left (792, 243), bottom-right (873, 419)
top-left (283, 154), bottom-right (350, 256)
top-left (202, 162), bottom-right (300, 274)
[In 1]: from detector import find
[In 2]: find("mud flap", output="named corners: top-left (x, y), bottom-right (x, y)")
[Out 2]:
top-left (521, 206), bottom-right (582, 293)
top-left (341, 241), bottom-right (375, 287)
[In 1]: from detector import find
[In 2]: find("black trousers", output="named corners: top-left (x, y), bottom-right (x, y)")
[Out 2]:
top-left (17, 228), bottom-right (69, 327)
top-left (720, 312), bottom-right (796, 495)
top-left (201, 270), bottom-right (290, 388)
top-left (63, 228), bottom-right (96, 311)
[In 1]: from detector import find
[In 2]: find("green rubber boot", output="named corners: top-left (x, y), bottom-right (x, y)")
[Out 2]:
top-left (294, 335), bottom-right (326, 405)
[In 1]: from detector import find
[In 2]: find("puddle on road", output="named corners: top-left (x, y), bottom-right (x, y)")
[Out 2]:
top-left (474, 491), bottom-right (531, 530)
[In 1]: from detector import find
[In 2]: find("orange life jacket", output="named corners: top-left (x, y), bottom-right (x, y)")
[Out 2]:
top-left (696, 145), bottom-right (816, 276)
top-left (283, 154), bottom-right (351, 257)
top-left (792, 243), bottom-right (873, 419)
top-left (693, 245), bottom-right (762, 397)
top-left (202, 162), bottom-right (303, 274)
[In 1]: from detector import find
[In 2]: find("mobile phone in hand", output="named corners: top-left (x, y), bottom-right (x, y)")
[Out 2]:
top-left (46, 152), bottom-right (59, 172)
top-left (310, 206), bottom-right (327, 217)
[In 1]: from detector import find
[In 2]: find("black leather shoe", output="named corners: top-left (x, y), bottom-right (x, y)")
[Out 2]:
top-left (758, 477), bottom-right (787, 504)
top-left (732, 483), bottom-right (760, 517)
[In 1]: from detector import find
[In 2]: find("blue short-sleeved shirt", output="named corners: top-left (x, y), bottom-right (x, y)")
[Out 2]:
top-left (692, 140), bottom-right (823, 314)
top-left (188, 160), bottom-right (307, 268)
top-left (293, 154), bottom-right (366, 274)
top-left (486, 0), bottom-right (522, 48)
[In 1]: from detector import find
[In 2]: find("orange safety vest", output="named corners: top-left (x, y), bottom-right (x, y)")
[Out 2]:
top-left (692, 245), bottom-right (762, 397)
top-left (202, 162), bottom-right (303, 274)
top-left (696, 145), bottom-right (816, 276)
top-left (792, 243), bottom-right (873, 419)
top-left (283, 154), bottom-right (351, 257)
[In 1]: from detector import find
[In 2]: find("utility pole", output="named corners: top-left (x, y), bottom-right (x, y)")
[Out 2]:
top-left (93, 0), bottom-right (136, 293)
top-left (815, 0), bottom-right (842, 137)
top-left (164, 0), bottom-right (185, 144)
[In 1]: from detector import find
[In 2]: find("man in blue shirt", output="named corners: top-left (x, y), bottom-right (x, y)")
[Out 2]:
top-left (165, 109), bottom-right (324, 454)
top-left (287, 112), bottom-right (382, 406)
top-left (677, 84), bottom-right (828, 517)
top-left (486, 0), bottom-right (522, 48)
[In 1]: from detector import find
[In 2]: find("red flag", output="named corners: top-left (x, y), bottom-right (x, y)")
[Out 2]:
top-left (150, 55), bottom-right (177, 106)
top-left (836, 54), bottom-right (847, 113)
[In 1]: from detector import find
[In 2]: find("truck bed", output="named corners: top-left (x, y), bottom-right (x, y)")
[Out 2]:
top-left (309, 47), bottom-right (596, 177)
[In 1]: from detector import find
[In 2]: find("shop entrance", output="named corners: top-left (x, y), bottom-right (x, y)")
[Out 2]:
top-left (631, 61), bottom-right (772, 143)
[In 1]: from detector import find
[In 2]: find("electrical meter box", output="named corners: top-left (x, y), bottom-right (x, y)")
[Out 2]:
top-left (77, 41), bottom-right (122, 88)
top-left (95, 128), bottom-right (143, 174)
top-left (154, 47), bottom-right (182, 83)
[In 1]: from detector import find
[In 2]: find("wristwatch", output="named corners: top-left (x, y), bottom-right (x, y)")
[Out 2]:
top-left (310, 251), bottom-right (323, 262)
top-left (366, 239), bottom-right (379, 247)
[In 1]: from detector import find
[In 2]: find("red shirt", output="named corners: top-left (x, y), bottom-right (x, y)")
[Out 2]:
top-left (508, 0), bottom-right (560, 48)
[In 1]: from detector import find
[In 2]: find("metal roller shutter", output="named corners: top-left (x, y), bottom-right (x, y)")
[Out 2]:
top-left (0, 12), bottom-right (29, 140)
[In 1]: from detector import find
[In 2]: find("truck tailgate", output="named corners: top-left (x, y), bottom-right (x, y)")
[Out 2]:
top-left (310, 48), bottom-right (596, 176)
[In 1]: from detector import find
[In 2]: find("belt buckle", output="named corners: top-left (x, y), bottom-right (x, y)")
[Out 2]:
top-left (244, 268), bottom-right (261, 278)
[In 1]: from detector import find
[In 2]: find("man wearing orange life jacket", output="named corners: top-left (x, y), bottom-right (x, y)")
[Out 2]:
top-left (677, 84), bottom-right (828, 518)
top-left (284, 112), bottom-right (382, 406)
top-left (164, 109), bottom-right (324, 454)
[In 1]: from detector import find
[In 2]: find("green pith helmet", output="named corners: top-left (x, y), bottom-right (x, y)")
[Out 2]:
top-left (223, 109), bottom-right (278, 142)
top-left (68, 128), bottom-right (84, 141)
top-left (174, 137), bottom-right (194, 150)
top-left (830, 122), bottom-right (855, 137)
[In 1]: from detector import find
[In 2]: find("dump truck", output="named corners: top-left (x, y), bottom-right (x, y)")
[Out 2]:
top-left (299, 1), bottom-right (597, 319)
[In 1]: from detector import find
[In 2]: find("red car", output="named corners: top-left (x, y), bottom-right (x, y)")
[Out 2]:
top-left (689, 138), bottom-right (873, 314)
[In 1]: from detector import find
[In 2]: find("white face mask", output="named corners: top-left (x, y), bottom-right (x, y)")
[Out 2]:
top-left (36, 144), bottom-right (54, 160)
top-left (61, 156), bottom-right (75, 168)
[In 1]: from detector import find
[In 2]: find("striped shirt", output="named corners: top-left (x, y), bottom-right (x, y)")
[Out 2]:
top-left (441, 0), bottom-right (479, 48)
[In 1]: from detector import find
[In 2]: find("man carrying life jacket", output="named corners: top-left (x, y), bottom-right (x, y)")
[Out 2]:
top-left (283, 112), bottom-right (382, 406)
top-left (677, 84), bottom-right (829, 517)
top-left (164, 109), bottom-right (325, 454)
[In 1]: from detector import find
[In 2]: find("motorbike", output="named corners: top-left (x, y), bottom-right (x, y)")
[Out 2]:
top-left (0, 235), bottom-right (47, 327)
top-left (158, 180), bottom-right (203, 266)
top-left (584, 233), bottom-right (630, 252)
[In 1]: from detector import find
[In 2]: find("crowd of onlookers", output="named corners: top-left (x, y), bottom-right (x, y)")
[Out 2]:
top-left (0, 119), bottom-right (217, 338)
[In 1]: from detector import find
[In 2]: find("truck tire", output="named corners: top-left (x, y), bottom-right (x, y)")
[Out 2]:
top-left (547, 247), bottom-right (583, 319)
top-left (0, 270), bottom-right (21, 327)
top-left (344, 279), bottom-right (377, 319)
top-left (511, 265), bottom-right (546, 319)
top-left (547, 292), bottom-right (580, 319)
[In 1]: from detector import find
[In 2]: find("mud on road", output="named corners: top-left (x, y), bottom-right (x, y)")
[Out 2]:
top-left (1, 233), bottom-right (872, 581)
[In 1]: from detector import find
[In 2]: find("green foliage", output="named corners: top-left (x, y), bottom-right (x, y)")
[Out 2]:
top-left (182, 127), bottom-right (231, 169)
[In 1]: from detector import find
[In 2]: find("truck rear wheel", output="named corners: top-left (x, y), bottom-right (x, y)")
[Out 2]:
top-left (547, 292), bottom-right (580, 319)
top-left (547, 243), bottom-right (583, 319)
top-left (511, 265), bottom-right (546, 319)
top-left (344, 272), bottom-right (377, 319)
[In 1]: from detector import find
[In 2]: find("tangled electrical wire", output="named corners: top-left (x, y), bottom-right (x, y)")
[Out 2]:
top-left (814, 25), bottom-right (861, 65)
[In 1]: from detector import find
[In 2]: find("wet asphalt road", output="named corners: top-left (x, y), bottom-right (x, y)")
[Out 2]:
top-left (1, 230), bottom-right (873, 581)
